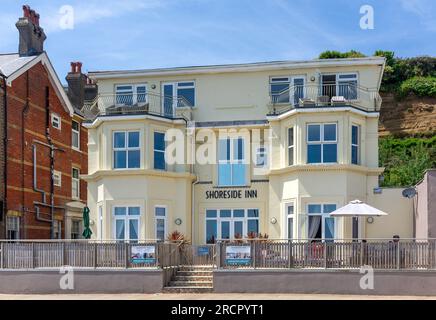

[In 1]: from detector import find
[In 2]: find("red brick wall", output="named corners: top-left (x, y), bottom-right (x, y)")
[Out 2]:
top-left (0, 84), bottom-right (5, 238)
top-left (5, 62), bottom-right (88, 239)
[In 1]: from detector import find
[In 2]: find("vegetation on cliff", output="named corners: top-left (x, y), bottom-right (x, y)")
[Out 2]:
top-left (379, 135), bottom-right (435, 187)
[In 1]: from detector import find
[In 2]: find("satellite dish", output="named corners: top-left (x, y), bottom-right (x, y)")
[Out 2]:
top-left (402, 188), bottom-right (417, 199)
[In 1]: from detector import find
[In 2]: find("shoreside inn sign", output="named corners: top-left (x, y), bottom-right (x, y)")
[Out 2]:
top-left (205, 189), bottom-right (258, 200)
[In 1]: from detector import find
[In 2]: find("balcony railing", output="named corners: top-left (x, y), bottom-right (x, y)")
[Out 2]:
top-left (83, 92), bottom-right (194, 121)
top-left (269, 83), bottom-right (382, 115)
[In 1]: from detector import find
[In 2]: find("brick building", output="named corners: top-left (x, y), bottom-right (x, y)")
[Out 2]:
top-left (0, 6), bottom-right (89, 239)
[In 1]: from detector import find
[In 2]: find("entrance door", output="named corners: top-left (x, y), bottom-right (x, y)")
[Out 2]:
top-left (162, 83), bottom-right (174, 117)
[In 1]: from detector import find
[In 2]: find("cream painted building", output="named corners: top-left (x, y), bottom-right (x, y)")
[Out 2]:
top-left (83, 57), bottom-right (414, 244)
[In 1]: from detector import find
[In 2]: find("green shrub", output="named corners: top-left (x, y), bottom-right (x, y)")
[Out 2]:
top-left (319, 50), bottom-right (366, 59)
top-left (379, 136), bottom-right (436, 187)
top-left (398, 76), bottom-right (436, 97)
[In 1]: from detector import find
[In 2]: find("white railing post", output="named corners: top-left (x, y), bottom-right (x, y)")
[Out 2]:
top-left (288, 240), bottom-right (292, 269)
top-left (323, 242), bottom-right (328, 269)
top-left (0, 242), bottom-right (3, 269)
top-left (397, 242), bottom-right (401, 270)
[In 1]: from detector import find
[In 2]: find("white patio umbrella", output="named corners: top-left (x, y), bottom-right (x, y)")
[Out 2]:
top-left (329, 199), bottom-right (388, 217)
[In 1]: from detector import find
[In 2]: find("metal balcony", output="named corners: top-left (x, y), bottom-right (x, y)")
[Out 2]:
top-left (268, 83), bottom-right (382, 115)
top-left (83, 92), bottom-right (194, 121)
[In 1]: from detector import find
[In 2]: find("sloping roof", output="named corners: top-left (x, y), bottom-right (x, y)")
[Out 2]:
top-left (0, 53), bottom-right (39, 77)
top-left (0, 52), bottom-right (75, 116)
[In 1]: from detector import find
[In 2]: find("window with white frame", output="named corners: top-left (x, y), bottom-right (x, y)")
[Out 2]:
top-left (218, 137), bottom-right (246, 186)
top-left (53, 170), bottom-right (62, 187)
top-left (255, 146), bottom-right (267, 167)
top-left (338, 73), bottom-right (358, 100)
top-left (162, 81), bottom-right (195, 112)
top-left (286, 204), bottom-right (294, 239)
top-left (155, 206), bottom-right (167, 241)
top-left (205, 209), bottom-right (259, 244)
top-left (307, 123), bottom-right (337, 164)
top-left (288, 127), bottom-right (294, 166)
top-left (6, 216), bottom-right (19, 240)
top-left (72, 120), bottom-right (80, 150)
top-left (54, 220), bottom-right (61, 239)
top-left (270, 77), bottom-right (290, 103)
top-left (321, 73), bottom-right (358, 100)
top-left (51, 113), bottom-right (61, 130)
top-left (114, 206), bottom-right (141, 241)
top-left (115, 84), bottom-right (147, 106)
top-left (153, 132), bottom-right (166, 170)
top-left (351, 124), bottom-right (360, 165)
top-left (71, 220), bottom-right (82, 239)
top-left (113, 131), bottom-right (141, 169)
top-left (307, 204), bottom-right (336, 241)
top-left (72, 168), bottom-right (80, 199)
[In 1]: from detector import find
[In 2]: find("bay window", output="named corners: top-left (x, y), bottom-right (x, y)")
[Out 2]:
top-left (114, 206), bottom-right (140, 241)
top-left (153, 132), bottom-right (166, 170)
top-left (218, 137), bottom-right (246, 186)
top-left (288, 127), bottom-right (294, 166)
top-left (307, 204), bottom-right (337, 241)
top-left (155, 206), bottom-right (167, 241)
top-left (351, 124), bottom-right (360, 165)
top-left (113, 131), bottom-right (140, 169)
top-left (307, 123), bottom-right (337, 163)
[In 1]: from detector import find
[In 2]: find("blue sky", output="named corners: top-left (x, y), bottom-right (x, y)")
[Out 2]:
top-left (1, 0), bottom-right (435, 82)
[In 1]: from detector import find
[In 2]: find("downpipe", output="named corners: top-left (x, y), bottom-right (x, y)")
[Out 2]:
top-left (0, 72), bottom-right (7, 236)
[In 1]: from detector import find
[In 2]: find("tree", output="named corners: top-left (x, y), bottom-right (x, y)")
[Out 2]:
top-left (319, 50), bottom-right (366, 59)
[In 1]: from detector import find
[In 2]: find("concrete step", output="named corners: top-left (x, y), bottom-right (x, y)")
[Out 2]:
top-left (169, 281), bottom-right (213, 287)
top-left (178, 265), bottom-right (214, 271)
top-left (163, 286), bottom-right (214, 293)
top-left (176, 270), bottom-right (213, 276)
top-left (174, 275), bottom-right (213, 282)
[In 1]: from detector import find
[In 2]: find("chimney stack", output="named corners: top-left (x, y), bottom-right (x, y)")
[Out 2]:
top-left (66, 62), bottom-right (98, 111)
top-left (16, 5), bottom-right (46, 56)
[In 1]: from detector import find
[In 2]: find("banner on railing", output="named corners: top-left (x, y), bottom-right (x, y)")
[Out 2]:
top-left (131, 245), bottom-right (156, 264)
top-left (197, 246), bottom-right (210, 256)
top-left (225, 245), bottom-right (251, 266)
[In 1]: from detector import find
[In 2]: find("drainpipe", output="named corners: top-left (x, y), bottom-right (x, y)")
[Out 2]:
top-left (33, 141), bottom-right (65, 224)
top-left (191, 176), bottom-right (199, 244)
top-left (0, 72), bottom-right (7, 236)
top-left (21, 71), bottom-right (30, 238)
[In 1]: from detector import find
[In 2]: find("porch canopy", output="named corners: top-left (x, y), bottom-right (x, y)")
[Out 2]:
top-left (329, 199), bottom-right (388, 217)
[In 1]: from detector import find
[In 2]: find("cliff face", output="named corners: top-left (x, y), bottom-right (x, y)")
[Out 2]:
top-left (379, 93), bottom-right (436, 136)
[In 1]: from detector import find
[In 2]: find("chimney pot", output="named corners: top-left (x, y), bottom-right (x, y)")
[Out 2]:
top-left (23, 5), bottom-right (31, 18)
top-left (77, 62), bottom-right (83, 73)
top-left (17, 5), bottom-right (46, 56)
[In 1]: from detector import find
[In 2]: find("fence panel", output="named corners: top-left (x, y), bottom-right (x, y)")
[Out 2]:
top-left (3, 243), bottom-right (33, 269)
top-left (34, 242), bottom-right (63, 268)
top-left (65, 242), bottom-right (94, 267)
